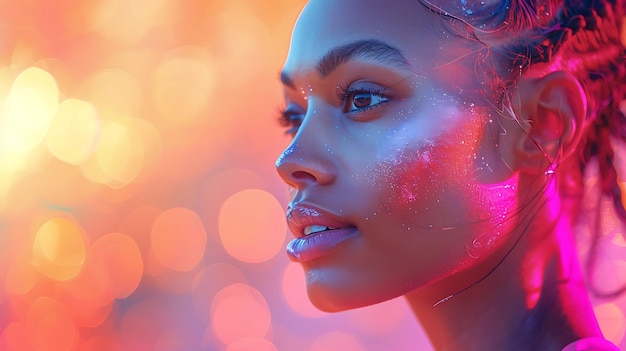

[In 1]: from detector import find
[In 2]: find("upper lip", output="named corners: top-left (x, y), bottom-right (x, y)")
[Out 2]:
top-left (286, 203), bottom-right (355, 238)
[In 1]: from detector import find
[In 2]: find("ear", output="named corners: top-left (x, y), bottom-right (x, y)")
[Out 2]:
top-left (503, 71), bottom-right (587, 174)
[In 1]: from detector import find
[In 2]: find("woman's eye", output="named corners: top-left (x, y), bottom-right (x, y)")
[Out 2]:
top-left (342, 89), bottom-right (390, 113)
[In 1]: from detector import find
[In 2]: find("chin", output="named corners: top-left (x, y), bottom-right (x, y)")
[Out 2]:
top-left (306, 284), bottom-right (363, 312)
top-left (304, 271), bottom-right (409, 313)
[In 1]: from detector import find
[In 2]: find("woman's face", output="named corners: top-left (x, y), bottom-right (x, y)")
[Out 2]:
top-left (276, 0), bottom-right (520, 311)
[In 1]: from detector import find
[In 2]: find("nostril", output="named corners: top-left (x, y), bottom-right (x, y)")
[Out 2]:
top-left (292, 170), bottom-right (317, 182)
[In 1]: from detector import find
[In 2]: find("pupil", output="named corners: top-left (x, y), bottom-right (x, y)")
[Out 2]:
top-left (353, 93), bottom-right (371, 108)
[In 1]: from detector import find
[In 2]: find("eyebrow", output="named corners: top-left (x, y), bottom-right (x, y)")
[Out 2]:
top-left (280, 39), bottom-right (411, 89)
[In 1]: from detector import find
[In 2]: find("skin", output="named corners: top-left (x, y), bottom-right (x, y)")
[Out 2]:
top-left (276, 0), bottom-right (604, 350)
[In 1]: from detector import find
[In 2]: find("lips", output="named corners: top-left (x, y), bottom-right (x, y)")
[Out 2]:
top-left (285, 204), bottom-right (358, 262)
top-left (286, 204), bottom-right (352, 237)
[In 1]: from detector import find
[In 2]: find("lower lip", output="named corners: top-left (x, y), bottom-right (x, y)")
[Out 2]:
top-left (286, 228), bottom-right (358, 263)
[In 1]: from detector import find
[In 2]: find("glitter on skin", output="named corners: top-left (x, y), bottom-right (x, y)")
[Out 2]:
top-left (366, 94), bottom-right (518, 258)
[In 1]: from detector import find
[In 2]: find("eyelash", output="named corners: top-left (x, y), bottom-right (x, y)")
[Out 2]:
top-left (277, 86), bottom-right (391, 136)
top-left (277, 107), bottom-right (303, 136)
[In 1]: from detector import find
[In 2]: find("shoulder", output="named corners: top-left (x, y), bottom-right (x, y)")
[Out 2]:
top-left (561, 337), bottom-right (620, 351)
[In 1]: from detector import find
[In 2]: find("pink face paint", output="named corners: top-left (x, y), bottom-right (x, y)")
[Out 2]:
top-left (366, 101), bottom-right (518, 259)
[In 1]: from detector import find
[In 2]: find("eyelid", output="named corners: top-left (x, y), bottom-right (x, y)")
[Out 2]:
top-left (337, 85), bottom-right (386, 99)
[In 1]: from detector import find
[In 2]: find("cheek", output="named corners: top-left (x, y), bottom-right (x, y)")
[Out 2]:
top-left (375, 114), bottom-right (483, 219)
top-left (368, 110), bottom-right (519, 256)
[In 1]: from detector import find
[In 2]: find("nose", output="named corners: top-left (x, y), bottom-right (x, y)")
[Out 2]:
top-left (275, 141), bottom-right (336, 189)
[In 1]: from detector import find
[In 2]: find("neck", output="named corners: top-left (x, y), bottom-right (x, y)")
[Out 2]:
top-left (404, 183), bottom-right (602, 351)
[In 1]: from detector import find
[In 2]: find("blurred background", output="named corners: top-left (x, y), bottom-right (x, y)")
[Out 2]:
top-left (0, 1), bottom-right (624, 350)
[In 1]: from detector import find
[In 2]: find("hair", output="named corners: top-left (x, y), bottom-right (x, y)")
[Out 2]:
top-left (420, 0), bottom-right (626, 297)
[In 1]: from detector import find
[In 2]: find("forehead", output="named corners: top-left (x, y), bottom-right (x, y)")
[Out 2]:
top-left (287, 0), bottom-right (482, 74)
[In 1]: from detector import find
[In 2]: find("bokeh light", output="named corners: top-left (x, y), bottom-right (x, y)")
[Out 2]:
top-left (151, 46), bottom-right (215, 126)
top-left (4, 260), bottom-right (39, 296)
top-left (1, 322), bottom-right (33, 351)
top-left (65, 232), bottom-right (143, 305)
top-left (3, 67), bottom-right (58, 154)
top-left (31, 216), bottom-right (86, 281)
top-left (191, 262), bottom-right (247, 323)
top-left (90, 233), bottom-right (144, 299)
top-left (151, 207), bottom-right (207, 271)
top-left (46, 98), bottom-right (101, 165)
top-left (89, 0), bottom-right (175, 45)
top-left (218, 189), bottom-right (286, 263)
top-left (0, 1), bottom-right (623, 350)
top-left (64, 294), bottom-right (113, 329)
top-left (93, 120), bottom-right (144, 187)
top-left (211, 283), bottom-right (272, 346)
top-left (26, 297), bottom-right (78, 351)
top-left (77, 69), bottom-right (143, 116)
top-left (281, 262), bottom-right (325, 318)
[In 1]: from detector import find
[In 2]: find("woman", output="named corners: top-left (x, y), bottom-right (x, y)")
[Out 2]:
top-left (275, 0), bottom-right (625, 350)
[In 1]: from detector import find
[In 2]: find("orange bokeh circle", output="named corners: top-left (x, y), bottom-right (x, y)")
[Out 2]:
top-left (218, 189), bottom-right (286, 263)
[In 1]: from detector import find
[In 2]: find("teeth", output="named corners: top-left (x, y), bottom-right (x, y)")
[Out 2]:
top-left (304, 225), bottom-right (335, 235)
top-left (304, 225), bottom-right (327, 235)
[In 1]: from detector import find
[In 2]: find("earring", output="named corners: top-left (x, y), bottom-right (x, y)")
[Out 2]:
top-left (545, 162), bottom-right (558, 176)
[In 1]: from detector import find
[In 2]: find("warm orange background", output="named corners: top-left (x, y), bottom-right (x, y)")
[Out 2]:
top-left (0, 1), bottom-right (625, 350)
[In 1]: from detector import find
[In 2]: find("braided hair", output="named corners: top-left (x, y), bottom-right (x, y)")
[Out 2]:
top-left (421, 0), bottom-right (626, 297)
